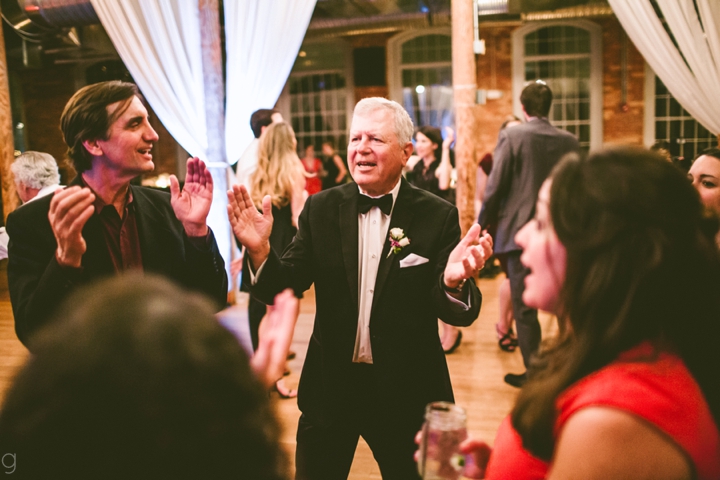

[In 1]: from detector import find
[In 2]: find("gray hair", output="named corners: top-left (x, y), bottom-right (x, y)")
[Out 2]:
top-left (353, 97), bottom-right (414, 146)
top-left (11, 151), bottom-right (60, 189)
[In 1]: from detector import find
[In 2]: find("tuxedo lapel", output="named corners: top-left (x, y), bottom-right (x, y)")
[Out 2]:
top-left (371, 179), bottom-right (415, 316)
top-left (339, 188), bottom-right (360, 316)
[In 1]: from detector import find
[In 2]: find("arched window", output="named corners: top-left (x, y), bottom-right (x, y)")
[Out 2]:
top-left (279, 40), bottom-right (354, 157)
top-left (388, 29), bottom-right (453, 128)
top-left (513, 21), bottom-right (602, 150)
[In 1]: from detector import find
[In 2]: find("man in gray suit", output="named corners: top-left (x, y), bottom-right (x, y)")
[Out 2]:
top-left (478, 81), bottom-right (580, 387)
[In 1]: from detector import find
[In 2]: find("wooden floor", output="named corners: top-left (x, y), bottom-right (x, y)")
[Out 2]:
top-left (0, 264), bottom-right (556, 479)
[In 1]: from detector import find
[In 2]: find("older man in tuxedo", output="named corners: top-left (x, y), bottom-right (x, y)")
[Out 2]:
top-left (228, 97), bottom-right (492, 479)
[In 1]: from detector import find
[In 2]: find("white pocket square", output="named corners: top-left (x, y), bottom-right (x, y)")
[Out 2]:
top-left (400, 253), bottom-right (429, 268)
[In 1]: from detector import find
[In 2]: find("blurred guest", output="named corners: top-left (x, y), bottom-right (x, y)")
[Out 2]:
top-left (0, 274), bottom-right (298, 480)
top-left (1, 151), bottom-right (63, 260)
top-left (475, 116), bottom-right (522, 353)
top-left (301, 144), bottom-right (323, 196)
top-left (244, 121), bottom-right (306, 398)
top-left (455, 148), bottom-right (720, 479)
top-left (320, 140), bottom-right (348, 190)
top-left (10, 151), bottom-right (61, 204)
top-left (478, 82), bottom-right (580, 388)
top-left (234, 108), bottom-right (283, 189)
top-left (688, 147), bottom-right (720, 248)
top-left (406, 126), bottom-right (459, 352)
top-left (407, 126), bottom-right (454, 204)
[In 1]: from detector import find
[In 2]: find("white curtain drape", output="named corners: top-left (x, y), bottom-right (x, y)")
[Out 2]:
top-left (88, 0), bottom-right (222, 283)
top-left (90, 0), bottom-right (209, 158)
top-left (224, 0), bottom-right (316, 175)
top-left (608, 0), bottom-right (720, 135)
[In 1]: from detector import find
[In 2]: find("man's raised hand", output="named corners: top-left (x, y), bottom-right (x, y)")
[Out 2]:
top-left (170, 157), bottom-right (212, 237)
top-left (49, 186), bottom-right (95, 268)
top-left (227, 184), bottom-right (273, 269)
top-left (444, 224), bottom-right (494, 290)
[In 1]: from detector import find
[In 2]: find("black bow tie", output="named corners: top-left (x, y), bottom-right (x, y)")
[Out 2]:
top-left (358, 194), bottom-right (393, 215)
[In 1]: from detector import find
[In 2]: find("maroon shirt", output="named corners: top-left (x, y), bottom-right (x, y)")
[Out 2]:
top-left (86, 182), bottom-right (144, 272)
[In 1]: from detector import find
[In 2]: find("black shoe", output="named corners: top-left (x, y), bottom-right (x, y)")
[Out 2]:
top-left (443, 330), bottom-right (463, 354)
top-left (504, 372), bottom-right (527, 388)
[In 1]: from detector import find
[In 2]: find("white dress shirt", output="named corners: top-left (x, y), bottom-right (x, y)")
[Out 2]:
top-left (353, 180), bottom-right (402, 363)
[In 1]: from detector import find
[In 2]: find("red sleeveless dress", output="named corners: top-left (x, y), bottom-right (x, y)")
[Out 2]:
top-left (485, 343), bottom-right (720, 479)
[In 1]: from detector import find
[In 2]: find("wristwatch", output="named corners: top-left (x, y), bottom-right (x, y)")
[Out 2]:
top-left (443, 277), bottom-right (466, 294)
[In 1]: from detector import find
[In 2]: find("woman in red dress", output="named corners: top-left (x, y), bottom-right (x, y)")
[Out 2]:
top-left (301, 144), bottom-right (323, 196)
top-left (426, 148), bottom-right (720, 480)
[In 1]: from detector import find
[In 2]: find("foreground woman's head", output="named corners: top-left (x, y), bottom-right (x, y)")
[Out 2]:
top-left (513, 147), bottom-right (720, 458)
top-left (0, 275), bottom-right (288, 480)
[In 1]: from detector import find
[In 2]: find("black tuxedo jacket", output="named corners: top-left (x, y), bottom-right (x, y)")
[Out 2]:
top-left (7, 179), bottom-right (227, 348)
top-left (251, 179), bottom-right (481, 425)
top-left (479, 118), bottom-right (580, 253)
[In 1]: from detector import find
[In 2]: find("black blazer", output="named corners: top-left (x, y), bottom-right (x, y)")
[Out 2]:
top-left (479, 118), bottom-right (580, 254)
top-left (7, 179), bottom-right (228, 348)
top-left (251, 179), bottom-right (481, 425)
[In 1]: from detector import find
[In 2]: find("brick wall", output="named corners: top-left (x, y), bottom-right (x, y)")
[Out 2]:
top-left (17, 65), bottom-right (78, 183)
top-left (473, 25), bottom-right (516, 161)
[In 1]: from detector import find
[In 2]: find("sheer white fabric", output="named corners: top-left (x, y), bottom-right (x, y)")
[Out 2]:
top-left (608, 0), bottom-right (720, 134)
top-left (224, 0), bottom-right (316, 167)
top-left (90, 0), bottom-right (209, 158)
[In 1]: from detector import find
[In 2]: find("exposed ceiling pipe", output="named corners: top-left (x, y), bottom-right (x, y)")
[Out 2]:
top-left (1, 0), bottom-right (97, 39)
top-left (21, 0), bottom-right (98, 28)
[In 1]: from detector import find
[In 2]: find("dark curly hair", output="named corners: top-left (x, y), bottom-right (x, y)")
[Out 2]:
top-left (0, 274), bottom-right (288, 480)
top-left (60, 81), bottom-right (141, 173)
top-left (512, 147), bottom-right (720, 459)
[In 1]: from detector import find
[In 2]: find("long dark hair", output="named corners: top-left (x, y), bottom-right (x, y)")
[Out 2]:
top-left (512, 147), bottom-right (720, 459)
top-left (414, 126), bottom-right (443, 161)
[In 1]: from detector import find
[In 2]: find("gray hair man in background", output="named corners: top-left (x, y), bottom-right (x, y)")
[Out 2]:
top-left (1, 152), bottom-right (63, 260)
top-left (10, 151), bottom-right (61, 204)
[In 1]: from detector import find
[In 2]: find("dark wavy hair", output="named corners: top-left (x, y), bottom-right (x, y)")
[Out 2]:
top-left (512, 147), bottom-right (720, 459)
top-left (414, 126), bottom-right (443, 160)
top-left (520, 82), bottom-right (553, 118)
top-left (0, 275), bottom-right (288, 480)
top-left (60, 81), bottom-right (141, 173)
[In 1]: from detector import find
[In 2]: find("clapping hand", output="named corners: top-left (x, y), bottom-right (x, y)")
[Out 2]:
top-left (250, 289), bottom-right (299, 388)
top-left (227, 185), bottom-right (274, 269)
top-left (444, 224), bottom-right (493, 291)
top-left (170, 157), bottom-right (212, 237)
top-left (49, 186), bottom-right (95, 268)
top-left (443, 127), bottom-right (455, 150)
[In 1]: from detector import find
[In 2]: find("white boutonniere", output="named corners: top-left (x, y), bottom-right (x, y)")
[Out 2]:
top-left (388, 228), bottom-right (410, 258)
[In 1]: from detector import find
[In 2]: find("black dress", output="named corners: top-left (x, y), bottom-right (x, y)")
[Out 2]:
top-left (322, 155), bottom-right (342, 190)
top-left (407, 158), bottom-right (455, 204)
top-left (243, 203), bottom-right (297, 350)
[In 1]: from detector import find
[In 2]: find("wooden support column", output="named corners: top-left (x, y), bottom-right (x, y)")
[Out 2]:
top-left (0, 7), bottom-right (18, 222)
top-left (451, 0), bottom-right (478, 235)
top-left (199, 0), bottom-right (226, 167)
top-left (198, 0), bottom-right (233, 297)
